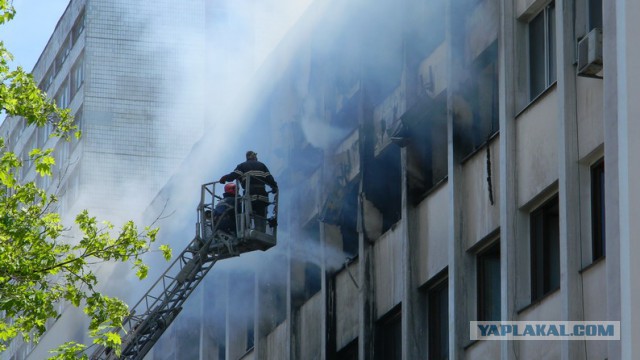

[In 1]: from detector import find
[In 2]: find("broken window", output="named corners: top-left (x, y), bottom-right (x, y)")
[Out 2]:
top-left (364, 145), bottom-right (402, 233)
top-left (454, 40), bottom-right (499, 158)
top-left (320, 180), bottom-right (360, 258)
top-left (259, 263), bottom-right (287, 334)
top-left (392, 93), bottom-right (448, 202)
top-left (292, 223), bottom-right (322, 308)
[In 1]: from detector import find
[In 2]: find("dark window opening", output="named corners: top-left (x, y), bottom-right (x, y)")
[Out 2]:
top-left (336, 339), bottom-right (358, 360)
top-left (365, 146), bottom-right (402, 233)
top-left (591, 159), bottom-right (605, 260)
top-left (71, 8), bottom-right (85, 44)
top-left (399, 93), bottom-right (448, 202)
top-left (54, 34), bottom-right (72, 77)
top-left (331, 88), bottom-right (361, 131)
top-left (303, 224), bottom-right (322, 299)
top-left (304, 262), bottom-right (321, 298)
top-left (588, 0), bottom-right (603, 31)
top-left (529, 2), bottom-right (556, 100)
top-left (375, 306), bottom-right (402, 360)
top-left (455, 40), bottom-right (499, 158)
top-left (477, 241), bottom-right (501, 321)
top-left (292, 223), bottom-right (322, 308)
top-left (320, 180), bottom-right (359, 258)
top-left (228, 271), bottom-right (255, 352)
top-left (246, 317), bottom-right (254, 351)
top-left (260, 267), bottom-right (287, 333)
top-left (428, 280), bottom-right (449, 360)
top-left (204, 276), bottom-right (227, 360)
top-left (530, 195), bottom-right (560, 302)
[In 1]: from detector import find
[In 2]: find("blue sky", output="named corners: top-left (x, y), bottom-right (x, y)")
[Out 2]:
top-left (0, 0), bottom-right (70, 71)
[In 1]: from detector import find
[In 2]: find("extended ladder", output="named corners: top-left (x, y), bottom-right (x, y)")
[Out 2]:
top-left (89, 180), bottom-right (278, 360)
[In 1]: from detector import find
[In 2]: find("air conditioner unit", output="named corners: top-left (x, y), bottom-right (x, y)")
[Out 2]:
top-left (577, 27), bottom-right (603, 77)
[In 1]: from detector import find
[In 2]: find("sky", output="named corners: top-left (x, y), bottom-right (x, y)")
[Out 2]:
top-left (0, 0), bottom-right (71, 71)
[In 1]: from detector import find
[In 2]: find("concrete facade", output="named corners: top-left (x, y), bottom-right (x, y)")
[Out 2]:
top-left (152, 0), bottom-right (635, 358)
top-left (2, 0), bottom-right (638, 358)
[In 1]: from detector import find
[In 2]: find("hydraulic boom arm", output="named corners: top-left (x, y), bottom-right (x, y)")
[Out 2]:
top-left (89, 181), bottom-right (277, 360)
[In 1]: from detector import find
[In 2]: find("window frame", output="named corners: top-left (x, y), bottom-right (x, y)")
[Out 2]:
top-left (587, 0), bottom-right (602, 31)
top-left (477, 241), bottom-right (501, 321)
top-left (428, 278), bottom-right (449, 360)
top-left (375, 306), bottom-right (402, 360)
top-left (528, 1), bottom-right (556, 101)
top-left (70, 53), bottom-right (85, 99)
top-left (530, 194), bottom-right (560, 302)
top-left (591, 158), bottom-right (605, 261)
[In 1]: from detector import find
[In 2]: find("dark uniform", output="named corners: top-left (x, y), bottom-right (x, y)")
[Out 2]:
top-left (213, 193), bottom-right (236, 234)
top-left (219, 151), bottom-right (277, 231)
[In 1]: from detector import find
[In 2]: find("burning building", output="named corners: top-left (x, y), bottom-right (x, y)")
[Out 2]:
top-left (143, 0), bottom-right (639, 358)
top-left (3, 0), bottom-right (640, 358)
top-left (144, 0), bottom-right (639, 359)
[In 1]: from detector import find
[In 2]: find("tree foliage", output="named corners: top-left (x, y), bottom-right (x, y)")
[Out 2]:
top-left (0, 2), bottom-right (171, 358)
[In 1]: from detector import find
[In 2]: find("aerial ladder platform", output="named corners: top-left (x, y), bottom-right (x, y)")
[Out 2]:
top-left (89, 178), bottom-right (278, 360)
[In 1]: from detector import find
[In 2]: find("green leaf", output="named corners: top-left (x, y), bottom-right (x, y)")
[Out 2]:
top-left (159, 244), bottom-right (172, 261)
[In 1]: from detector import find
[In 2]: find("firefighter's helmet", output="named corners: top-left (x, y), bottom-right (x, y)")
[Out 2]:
top-left (224, 182), bottom-right (236, 195)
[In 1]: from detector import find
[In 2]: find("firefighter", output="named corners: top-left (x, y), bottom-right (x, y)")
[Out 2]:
top-left (219, 150), bottom-right (278, 232)
top-left (213, 182), bottom-right (237, 235)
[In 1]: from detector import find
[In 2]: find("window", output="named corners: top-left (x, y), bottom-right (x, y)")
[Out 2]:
top-left (530, 195), bottom-right (560, 302)
top-left (246, 317), bottom-right (254, 351)
top-left (70, 53), bottom-right (84, 99)
top-left (302, 224), bottom-right (321, 301)
top-left (588, 0), bottom-right (602, 31)
top-left (36, 125), bottom-right (48, 148)
top-left (319, 180), bottom-right (359, 257)
top-left (591, 159), bottom-right (605, 260)
top-left (401, 96), bottom-right (448, 201)
top-left (375, 308), bottom-right (401, 360)
top-left (71, 9), bottom-right (85, 45)
top-left (54, 35), bottom-right (72, 76)
top-left (365, 146), bottom-right (402, 233)
top-left (455, 40), bottom-right (499, 157)
top-left (428, 280), bottom-right (448, 360)
top-left (70, 106), bottom-right (83, 154)
top-left (55, 81), bottom-right (70, 109)
top-left (477, 241), bottom-right (501, 321)
top-left (336, 339), bottom-right (358, 360)
top-left (529, 2), bottom-right (556, 100)
top-left (20, 133), bottom-right (37, 180)
top-left (40, 67), bottom-right (55, 92)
